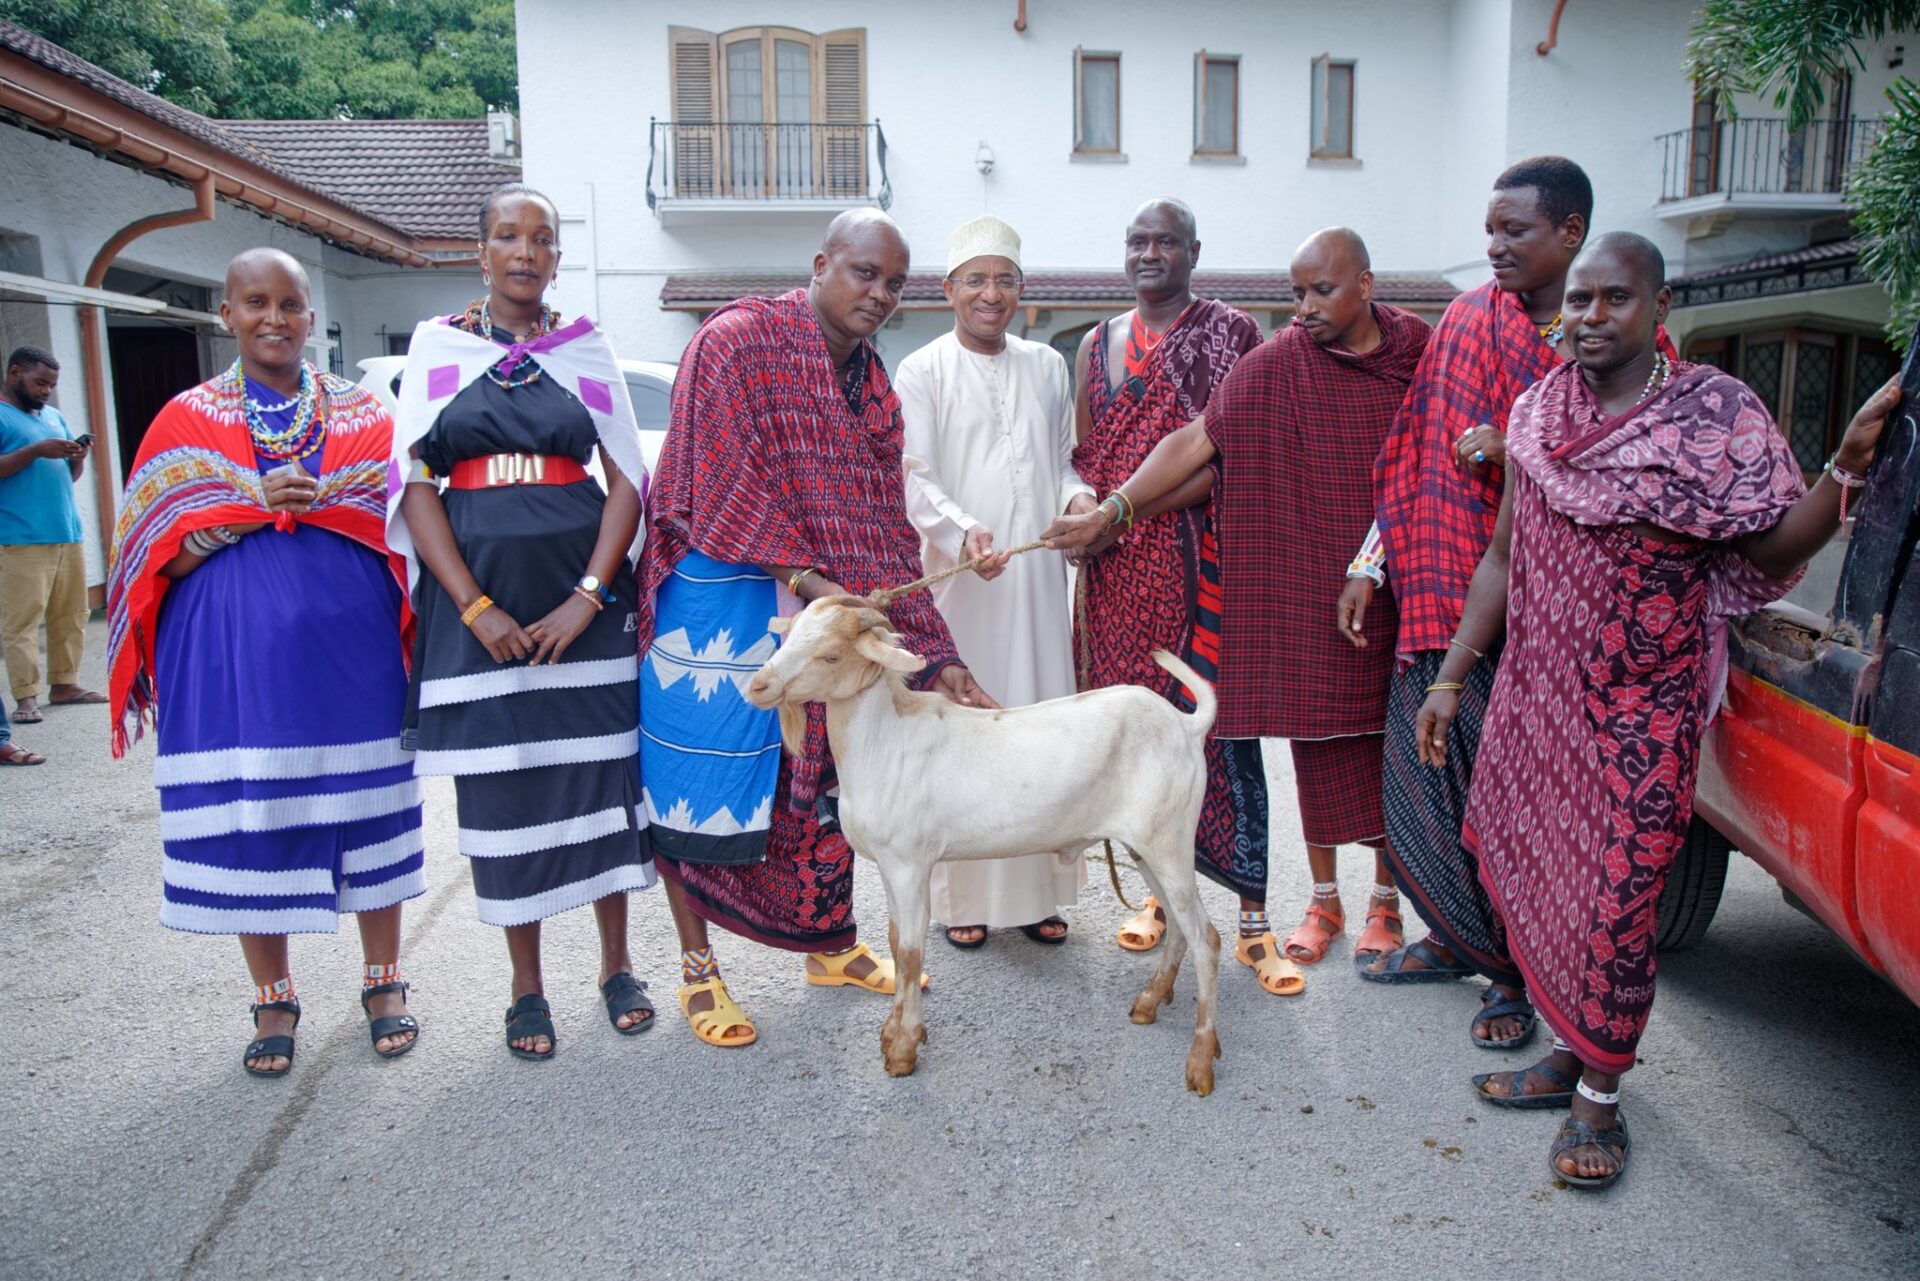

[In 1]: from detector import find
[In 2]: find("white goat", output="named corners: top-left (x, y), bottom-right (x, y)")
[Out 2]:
top-left (746, 595), bottom-right (1223, 1095)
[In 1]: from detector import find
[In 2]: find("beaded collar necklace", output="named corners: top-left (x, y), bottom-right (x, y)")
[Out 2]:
top-left (462, 300), bottom-right (560, 389)
top-left (235, 360), bottom-right (324, 461)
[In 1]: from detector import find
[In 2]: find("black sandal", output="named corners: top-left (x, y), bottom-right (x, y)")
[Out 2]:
top-left (504, 993), bottom-right (556, 1061)
top-left (1019, 916), bottom-right (1070, 946)
top-left (600, 972), bottom-right (655, 1035)
top-left (361, 980), bottom-right (420, 1059)
top-left (1550, 1110), bottom-right (1631, 1189)
top-left (1470, 987), bottom-right (1537, 1050)
top-left (944, 925), bottom-right (988, 950)
top-left (1472, 1061), bottom-right (1576, 1110)
top-left (243, 998), bottom-right (301, 1078)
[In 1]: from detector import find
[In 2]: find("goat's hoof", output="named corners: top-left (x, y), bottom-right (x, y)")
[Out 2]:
top-left (884, 1049), bottom-right (920, 1077)
top-left (1130, 997), bottom-right (1161, 1025)
top-left (1186, 1062), bottom-right (1215, 1096)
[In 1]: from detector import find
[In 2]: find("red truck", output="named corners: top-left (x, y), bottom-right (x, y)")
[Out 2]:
top-left (1660, 339), bottom-right (1920, 1009)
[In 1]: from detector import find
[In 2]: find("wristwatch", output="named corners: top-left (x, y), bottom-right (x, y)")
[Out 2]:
top-left (577, 574), bottom-right (602, 594)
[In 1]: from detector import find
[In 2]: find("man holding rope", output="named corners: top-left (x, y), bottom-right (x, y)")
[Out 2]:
top-left (897, 216), bottom-right (1096, 951)
top-left (1048, 227), bottom-right (1428, 994)
top-left (636, 209), bottom-right (994, 1049)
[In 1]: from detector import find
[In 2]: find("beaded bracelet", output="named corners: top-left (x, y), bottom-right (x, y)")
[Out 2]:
top-left (572, 584), bottom-right (605, 611)
top-left (1826, 454), bottom-right (1868, 523)
top-left (460, 595), bottom-right (495, 628)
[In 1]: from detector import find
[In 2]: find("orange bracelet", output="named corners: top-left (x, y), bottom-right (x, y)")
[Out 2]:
top-left (460, 595), bottom-right (494, 627)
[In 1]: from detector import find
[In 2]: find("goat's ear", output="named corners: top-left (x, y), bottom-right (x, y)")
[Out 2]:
top-left (777, 701), bottom-right (807, 755)
top-left (854, 629), bottom-right (927, 673)
top-left (767, 615), bottom-right (792, 636)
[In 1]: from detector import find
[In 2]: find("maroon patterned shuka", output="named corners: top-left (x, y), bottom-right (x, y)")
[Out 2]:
top-left (638, 289), bottom-right (960, 952)
top-left (1203, 305), bottom-right (1430, 739)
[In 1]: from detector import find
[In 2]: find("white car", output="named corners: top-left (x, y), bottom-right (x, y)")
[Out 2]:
top-left (356, 355), bottom-right (676, 481)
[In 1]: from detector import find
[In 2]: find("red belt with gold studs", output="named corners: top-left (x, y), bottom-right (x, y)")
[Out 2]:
top-left (445, 453), bottom-right (589, 489)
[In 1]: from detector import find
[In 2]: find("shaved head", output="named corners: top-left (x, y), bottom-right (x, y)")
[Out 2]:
top-left (225, 247), bottom-right (310, 300)
top-left (1130, 197), bottom-right (1197, 242)
top-left (821, 208), bottom-right (908, 260)
top-left (1574, 231), bottom-right (1666, 294)
top-left (1293, 226), bottom-right (1370, 274)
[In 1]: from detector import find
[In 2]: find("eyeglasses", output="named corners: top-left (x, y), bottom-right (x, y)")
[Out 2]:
top-left (955, 274), bottom-right (1022, 292)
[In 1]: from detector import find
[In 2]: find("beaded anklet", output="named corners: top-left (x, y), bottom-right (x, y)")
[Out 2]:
top-left (364, 962), bottom-right (402, 989)
top-left (254, 976), bottom-right (295, 1007)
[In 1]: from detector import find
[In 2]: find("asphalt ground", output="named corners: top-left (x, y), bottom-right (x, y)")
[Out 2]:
top-left (2, 620), bottom-right (1916, 1279)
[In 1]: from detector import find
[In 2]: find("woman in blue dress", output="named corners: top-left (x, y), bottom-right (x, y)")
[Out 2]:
top-left (108, 248), bottom-right (422, 1077)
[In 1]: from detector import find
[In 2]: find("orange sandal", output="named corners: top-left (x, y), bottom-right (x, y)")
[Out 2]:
top-left (804, 942), bottom-right (929, 994)
top-left (1353, 898), bottom-right (1405, 960)
top-left (1283, 901), bottom-right (1346, 965)
top-left (1115, 897), bottom-right (1166, 952)
top-left (1234, 931), bottom-right (1306, 996)
top-left (677, 977), bottom-right (757, 1047)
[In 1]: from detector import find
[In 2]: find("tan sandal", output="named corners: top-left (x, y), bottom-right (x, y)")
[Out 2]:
top-left (1115, 896), bottom-right (1166, 952)
top-left (804, 942), bottom-right (928, 994)
top-left (1283, 901), bottom-right (1346, 965)
top-left (677, 977), bottom-right (757, 1047)
top-left (1235, 931), bottom-right (1306, 996)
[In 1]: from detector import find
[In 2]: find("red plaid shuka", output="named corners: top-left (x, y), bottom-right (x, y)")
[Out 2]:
top-left (638, 289), bottom-right (961, 951)
top-left (1204, 305), bottom-right (1429, 738)
top-left (1374, 283), bottom-right (1679, 660)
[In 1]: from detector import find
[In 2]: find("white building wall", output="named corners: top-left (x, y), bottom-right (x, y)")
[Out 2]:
top-left (0, 124), bottom-right (465, 583)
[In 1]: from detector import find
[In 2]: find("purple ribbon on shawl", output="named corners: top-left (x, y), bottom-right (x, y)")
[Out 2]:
top-left (491, 315), bottom-right (595, 374)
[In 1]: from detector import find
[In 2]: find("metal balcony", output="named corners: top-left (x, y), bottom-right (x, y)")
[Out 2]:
top-left (1657, 116), bottom-right (1882, 220)
top-left (646, 120), bottom-right (891, 219)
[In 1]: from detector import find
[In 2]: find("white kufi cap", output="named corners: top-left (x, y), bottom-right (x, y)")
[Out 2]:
top-left (946, 215), bottom-right (1022, 277)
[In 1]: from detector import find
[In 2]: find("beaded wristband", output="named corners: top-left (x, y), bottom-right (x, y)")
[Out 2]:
top-left (572, 584), bottom-right (605, 611)
top-left (460, 595), bottom-right (495, 627)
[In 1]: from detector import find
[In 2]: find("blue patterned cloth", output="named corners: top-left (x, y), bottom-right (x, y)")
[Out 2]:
top-left (638, 550), bottom-right (781, 866)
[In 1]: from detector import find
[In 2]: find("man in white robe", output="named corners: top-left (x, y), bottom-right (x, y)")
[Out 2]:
top-left (897, 215), bottom-right (1095, 948)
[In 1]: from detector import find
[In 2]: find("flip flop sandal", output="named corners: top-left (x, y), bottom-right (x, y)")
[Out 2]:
top-left (677, 977), bottom-right (757, 1047)
top-left (1355, 936), bottom-right (1476, 985)
top-left (504, 993), bottom-right (556, 1061)
top-left (1549, 1110), bottom-right (1630, 1189)
top-left (1352, 901), bottom-right (1404, 960)
top-left (46, 690), bottom-right (108, 706)
top-left (11, 707), bottom-right (43, 724)
top-left (805, 942), bottom-right (929, 993)
top-left (361, 980), bottom-right (420, 1059)
top-left (1283, 901), bottom-right (1345, 965)
top-left (1115, 897), bottom-right (1165, 952)
top-left (1019, 916), bottom-right (1069, 946)
top-left (1472, 1061), bottom-right (1576, 1110)
top-left (944, 925), bottom-right (989, 950)
top-left (600, 972), bottom-right (655, 1034)
top-left (243, 998), bottom-right (301, 1078)
top-left (1234, 930), bottom-right (1306, 996)
top-left (0, 746), bottom-right (46, 765)
top-left (1470, 988), bottom-right (1537, 1050)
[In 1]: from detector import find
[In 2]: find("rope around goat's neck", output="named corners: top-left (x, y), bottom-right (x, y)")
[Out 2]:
top-left (867, 538), bottom-right (1049, 608)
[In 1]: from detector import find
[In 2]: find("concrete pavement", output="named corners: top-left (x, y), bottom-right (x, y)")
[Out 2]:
top-left (2, 620), bottom-right (1916, 1279)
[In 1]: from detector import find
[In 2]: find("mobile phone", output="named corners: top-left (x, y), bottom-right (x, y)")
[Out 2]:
top-left (73, 433), bottom-right (93, 446)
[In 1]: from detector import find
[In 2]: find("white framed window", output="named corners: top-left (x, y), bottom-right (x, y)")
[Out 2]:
top-left (1194, 51), bottom-right (1239, 156)
top-left (1074, 48), bottom-right (1121, 154)
top-left (1311, 54), bottom-right (1355, 159)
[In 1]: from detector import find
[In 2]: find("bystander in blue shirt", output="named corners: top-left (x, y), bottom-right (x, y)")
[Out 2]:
top-left (0, 400), bottom-right (83, 545)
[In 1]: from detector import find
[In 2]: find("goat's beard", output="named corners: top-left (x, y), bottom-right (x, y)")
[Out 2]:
top-left (777, 701), bottom-right (808, 756)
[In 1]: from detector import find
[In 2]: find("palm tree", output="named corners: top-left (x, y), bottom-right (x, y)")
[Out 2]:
top-left (1688, 1), bottom-right (1920, 349)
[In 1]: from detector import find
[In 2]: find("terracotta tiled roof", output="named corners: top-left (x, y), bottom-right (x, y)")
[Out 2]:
top-left (1669, 239), bottom-right (1858, 285)
top-left (221, 119), bottom-right (518, 240)
top-left (659, 270), bottom-right (1458, 309)
top-left (0, 19), bottom-right (512, 246)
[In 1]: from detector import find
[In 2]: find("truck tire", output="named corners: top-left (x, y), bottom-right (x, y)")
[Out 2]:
top-left (1656, 816), bottom-right (1732, 952)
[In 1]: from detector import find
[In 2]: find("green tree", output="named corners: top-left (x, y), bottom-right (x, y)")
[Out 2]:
top-left (1688, 1), bottom-right (1920, 349)
top-left (1, 0), bottom-right (517, 121)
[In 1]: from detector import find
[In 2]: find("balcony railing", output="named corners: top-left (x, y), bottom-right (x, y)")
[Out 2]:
top-left (646, 120), bottom-right (891, 211)
top-left (1658, 116), bottom-right (1882, 204)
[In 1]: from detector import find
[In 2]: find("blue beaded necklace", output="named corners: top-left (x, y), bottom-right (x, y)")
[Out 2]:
top-left (236, 360), bottom-right (324, 461)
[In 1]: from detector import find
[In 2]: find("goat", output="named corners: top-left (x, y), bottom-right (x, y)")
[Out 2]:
top-left (745, 595), bottom-right (1223, 1095)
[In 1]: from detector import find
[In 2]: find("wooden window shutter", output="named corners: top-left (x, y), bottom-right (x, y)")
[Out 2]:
top-left (668, 27), bottom-right (718, 197)
top-left (815, 28), bottom-right (867, 198)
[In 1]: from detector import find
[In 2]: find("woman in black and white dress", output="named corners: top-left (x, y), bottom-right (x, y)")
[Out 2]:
top-left (393, 184), bottom-right (654, 1060)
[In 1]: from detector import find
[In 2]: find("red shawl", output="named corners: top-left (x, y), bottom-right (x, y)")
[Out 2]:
top-left (105, 362), bottom-right (408, 757)
top-left (1073, 299), bottom-right (1262, 697)
top-left (1204, 305), bottom-right (1430, 737)
top-left (638, 289), bottom-right (960, 812)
